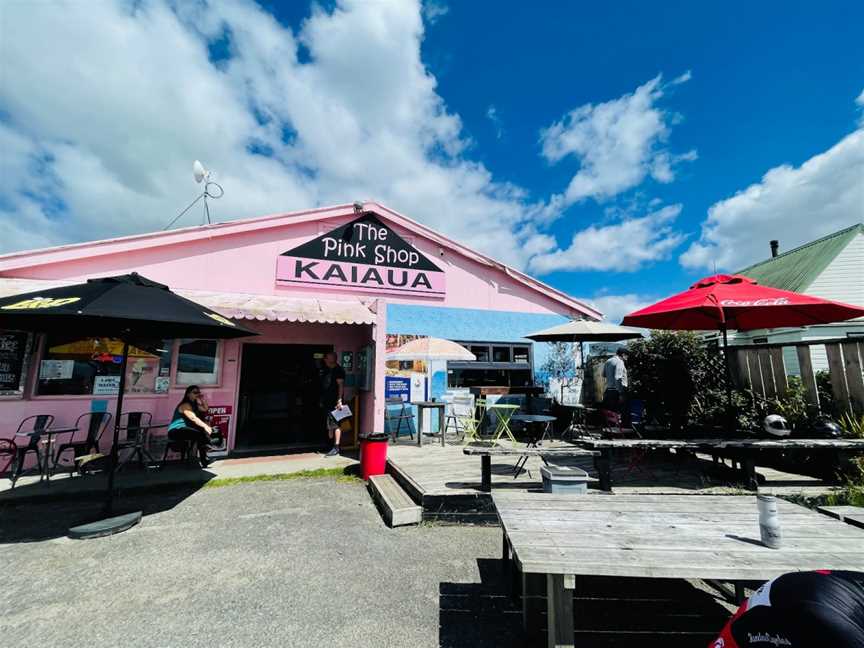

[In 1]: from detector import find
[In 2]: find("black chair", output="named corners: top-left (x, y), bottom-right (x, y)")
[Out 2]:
top-left (385, 398), bottom-right (415, 443)
top-left (117, 411), bottom-right (154, 471)
top-left (52, 411), bottom-right (111, 474)
top-left (10, 414), bottom-right (54, 486)
top-left (161, 433), bottom-right (198, 465)
top-left (0, 439), bottom-right (16, 477)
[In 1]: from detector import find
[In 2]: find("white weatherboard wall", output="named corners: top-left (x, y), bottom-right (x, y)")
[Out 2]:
top-left (802, 231), bottom-right (864, 372)
top-left (730, 231), bottom-right (864, 373)
top-left (806, 231), bottom-right (864, 307)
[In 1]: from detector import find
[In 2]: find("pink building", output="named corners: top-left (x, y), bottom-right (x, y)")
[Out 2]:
top-left (0, 202), bottom-right (599, 455)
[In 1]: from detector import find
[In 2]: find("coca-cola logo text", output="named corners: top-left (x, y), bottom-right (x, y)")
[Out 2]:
top-left (720, 298), bottom-right (790, 307)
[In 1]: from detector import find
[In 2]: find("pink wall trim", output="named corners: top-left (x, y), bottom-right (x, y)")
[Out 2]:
top-left (0, 202), bottom-right (599, 319)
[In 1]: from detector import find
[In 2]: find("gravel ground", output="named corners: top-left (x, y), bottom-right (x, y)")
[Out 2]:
top-left (0, 478), bottom-right (520, 648)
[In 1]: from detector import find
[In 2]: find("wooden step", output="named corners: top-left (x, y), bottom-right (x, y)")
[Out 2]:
top-left (816, 505), bottom-right (864, 529)
top-left (368, 474), bottom-right (422, 527)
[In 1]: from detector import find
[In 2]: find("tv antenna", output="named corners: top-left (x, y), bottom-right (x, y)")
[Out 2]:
top-left (163, 160), bottom-right (224, 230)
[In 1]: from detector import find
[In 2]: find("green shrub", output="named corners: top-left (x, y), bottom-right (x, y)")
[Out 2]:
top-left (627, 331), bottom-right (714, 431)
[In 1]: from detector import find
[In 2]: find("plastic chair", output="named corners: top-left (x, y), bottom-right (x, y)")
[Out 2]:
top-left (446, 394), bottom-right (480, 442)
top-left (385, 398), bottom-right (415, 443)
top-left (10, 414), bottom-right (54, 485)
top-left (52, 411), bottom-right (111, 474)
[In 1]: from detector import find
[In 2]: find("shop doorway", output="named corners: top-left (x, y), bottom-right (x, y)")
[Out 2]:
top-left (235, 343), bottom-right (332, 451)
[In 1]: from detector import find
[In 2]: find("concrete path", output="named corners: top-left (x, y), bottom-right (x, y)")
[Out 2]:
top-left (0, 451), bottom-right (358, 504)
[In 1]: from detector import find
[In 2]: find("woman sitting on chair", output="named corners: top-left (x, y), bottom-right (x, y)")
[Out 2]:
top-left (167, 385), bottom-right (214, 467)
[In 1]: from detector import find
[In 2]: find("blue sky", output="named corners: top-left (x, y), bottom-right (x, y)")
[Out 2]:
top-left (1, 1), bottom-right (862, 322)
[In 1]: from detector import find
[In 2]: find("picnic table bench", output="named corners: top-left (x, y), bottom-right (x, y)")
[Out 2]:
top-left (493, 492), bottom-right (864, 647)
top-left (573, 437), bottom-right (864, 491)
top-left (463, 445), bottom-right (598, 492)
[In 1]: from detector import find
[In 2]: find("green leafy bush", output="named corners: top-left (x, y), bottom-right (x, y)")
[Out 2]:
top-left (627, 331), bottom-right (715, 431)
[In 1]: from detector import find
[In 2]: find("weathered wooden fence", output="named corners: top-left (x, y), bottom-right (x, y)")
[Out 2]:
top-left (727, 338), bottom-right (864, 415)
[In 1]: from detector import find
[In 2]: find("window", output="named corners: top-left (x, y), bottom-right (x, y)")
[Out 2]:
top-left (37, 336), bottom-right (174, 396)
top-left (176, 339), bottom-right (220, 385)
top-left (512, 346), bottom-right (530, 364)
top-left (469, 345), bottom-right (490, 362)
top-left (0, 330), bottom-right (32, 396)
top-left (492, 346), bottom-right (511, 362)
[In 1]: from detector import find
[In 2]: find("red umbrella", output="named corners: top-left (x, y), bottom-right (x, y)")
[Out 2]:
top-left (622, 274), bottom-right (864, 428)
top-left (622, 274), bottom-right (864, 331)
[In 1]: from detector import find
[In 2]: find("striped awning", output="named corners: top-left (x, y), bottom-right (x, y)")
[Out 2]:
top-left (0, 278), bottom-right (375, 326)
top-left (183, 291), bottom-right (375, 325)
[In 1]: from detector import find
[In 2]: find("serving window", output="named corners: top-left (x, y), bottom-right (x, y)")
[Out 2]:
top-left (36, 336), bottom-right (174, 396)
top-left (449, 340), bottom-right (535, 389)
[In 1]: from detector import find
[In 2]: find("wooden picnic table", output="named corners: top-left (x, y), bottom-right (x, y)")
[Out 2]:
top-left (573, 437), bottom-right (864, 491)
top-left (493, 492), bottom-right (864, 648)
top-left (463, 445), bottom-right (598, 492)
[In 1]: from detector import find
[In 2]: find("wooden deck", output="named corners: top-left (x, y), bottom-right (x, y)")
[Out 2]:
top-left (386, 441), bottom-right (839, 522)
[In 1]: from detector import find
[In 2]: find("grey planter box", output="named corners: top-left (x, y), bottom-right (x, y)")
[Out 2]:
top-left (540, 465), bottom-right (592, 495)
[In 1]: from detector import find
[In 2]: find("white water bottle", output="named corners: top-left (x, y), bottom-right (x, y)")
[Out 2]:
top-left (757, 494), bottom-right (782, 549)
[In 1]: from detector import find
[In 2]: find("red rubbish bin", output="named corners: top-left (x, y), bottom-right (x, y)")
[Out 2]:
top-left (359, 433), bottom-right (389, 480)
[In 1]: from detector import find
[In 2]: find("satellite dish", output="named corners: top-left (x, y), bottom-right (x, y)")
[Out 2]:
top-left (193, 160), bottom-right (207, 184)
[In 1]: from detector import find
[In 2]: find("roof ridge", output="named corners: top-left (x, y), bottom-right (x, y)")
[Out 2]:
top-left (738, 222), bottom-right (863, 273)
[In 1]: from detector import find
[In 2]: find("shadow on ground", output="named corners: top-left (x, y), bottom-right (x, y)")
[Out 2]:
top-left (439, 558), bottom-right (523, 648)
top-left (439, 560), bottom-right (733, 648)
top-left (0, 477), bottom-right (211, 544)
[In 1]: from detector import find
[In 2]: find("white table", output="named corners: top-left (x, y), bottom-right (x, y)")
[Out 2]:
top-left (493, 492), bottom-right (864, 647)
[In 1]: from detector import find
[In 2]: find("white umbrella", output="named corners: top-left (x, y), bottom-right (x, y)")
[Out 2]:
top-left (386, 337), bottom-right (476, 362)
top-left (524, 320), bottom-right (643, 343)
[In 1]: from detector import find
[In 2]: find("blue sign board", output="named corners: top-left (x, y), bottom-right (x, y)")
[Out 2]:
top-left (384, 376), bottom-right (411, 402)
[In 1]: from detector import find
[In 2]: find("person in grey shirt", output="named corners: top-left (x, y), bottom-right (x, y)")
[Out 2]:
top-left (602, 348), bottom-right (629, 423)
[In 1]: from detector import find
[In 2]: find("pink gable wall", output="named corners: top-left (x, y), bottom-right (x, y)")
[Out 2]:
top-left (0, 206), bottom-right (590, 318)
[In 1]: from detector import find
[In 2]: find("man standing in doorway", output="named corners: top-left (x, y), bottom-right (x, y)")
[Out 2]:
top-left (321, 351), bottom-right (346, 457)
top-left (602, 347), bottom-right (629, 425)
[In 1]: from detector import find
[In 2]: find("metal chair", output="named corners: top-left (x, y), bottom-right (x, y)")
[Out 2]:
top-left (52, 411), bottom-right (111, 474)
top-left (385, 398), bottom-right (415, 443)
top-left (117, 411), bottom-right (154, 471)
top-left (10, 414), bottom-right (54, 485)
top-left (0, 438), bottom-right (18, 480)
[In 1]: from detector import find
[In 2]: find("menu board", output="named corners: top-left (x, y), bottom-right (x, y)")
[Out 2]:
top-left (0, 331), bottom-right (29, 392)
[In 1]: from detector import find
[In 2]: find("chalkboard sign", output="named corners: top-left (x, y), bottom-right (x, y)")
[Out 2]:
top-left (0, 331), bottom-right (29, 392)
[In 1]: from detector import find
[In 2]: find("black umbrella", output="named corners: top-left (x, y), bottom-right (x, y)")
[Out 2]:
top-left (0, 273), bottom-right (256, 534)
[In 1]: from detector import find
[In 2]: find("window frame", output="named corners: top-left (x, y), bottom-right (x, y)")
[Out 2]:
top-left (31, 335), bottom-right (178, 400)
top-left (173, 338), bottom-right (223, 388)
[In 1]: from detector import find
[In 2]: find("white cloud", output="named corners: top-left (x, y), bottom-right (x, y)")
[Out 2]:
top-left (681, 126), bottom-right (864, 272)
top-left (581, 292), bottom-right (657, 324)
top-left (486, 105), bottom-right (503, 139)
top-left (529, 204), bottom-right (687, 273)
top-left (539, 74), bottom-right (696, 205)
top-left (0, 0), bottom-right (546, 269)
top-left (422, 0), bottom-right (449, 25)
top-left (857, 87), bottom-right (864, 125)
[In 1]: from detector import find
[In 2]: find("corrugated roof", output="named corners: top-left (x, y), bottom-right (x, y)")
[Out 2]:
top-left (736, 223), bottom-right (863, 292)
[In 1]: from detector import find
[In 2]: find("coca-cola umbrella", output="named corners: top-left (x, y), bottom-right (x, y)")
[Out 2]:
top-left (0, 273), bottom-right (257, 537)
top-left (621, 274), bottom-right (864, 424)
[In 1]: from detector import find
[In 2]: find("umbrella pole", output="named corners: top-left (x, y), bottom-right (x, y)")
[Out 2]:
top-left (721, 325), bottom-right (733, 433)
top-left (104, 340), bottom-right (129, 515)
